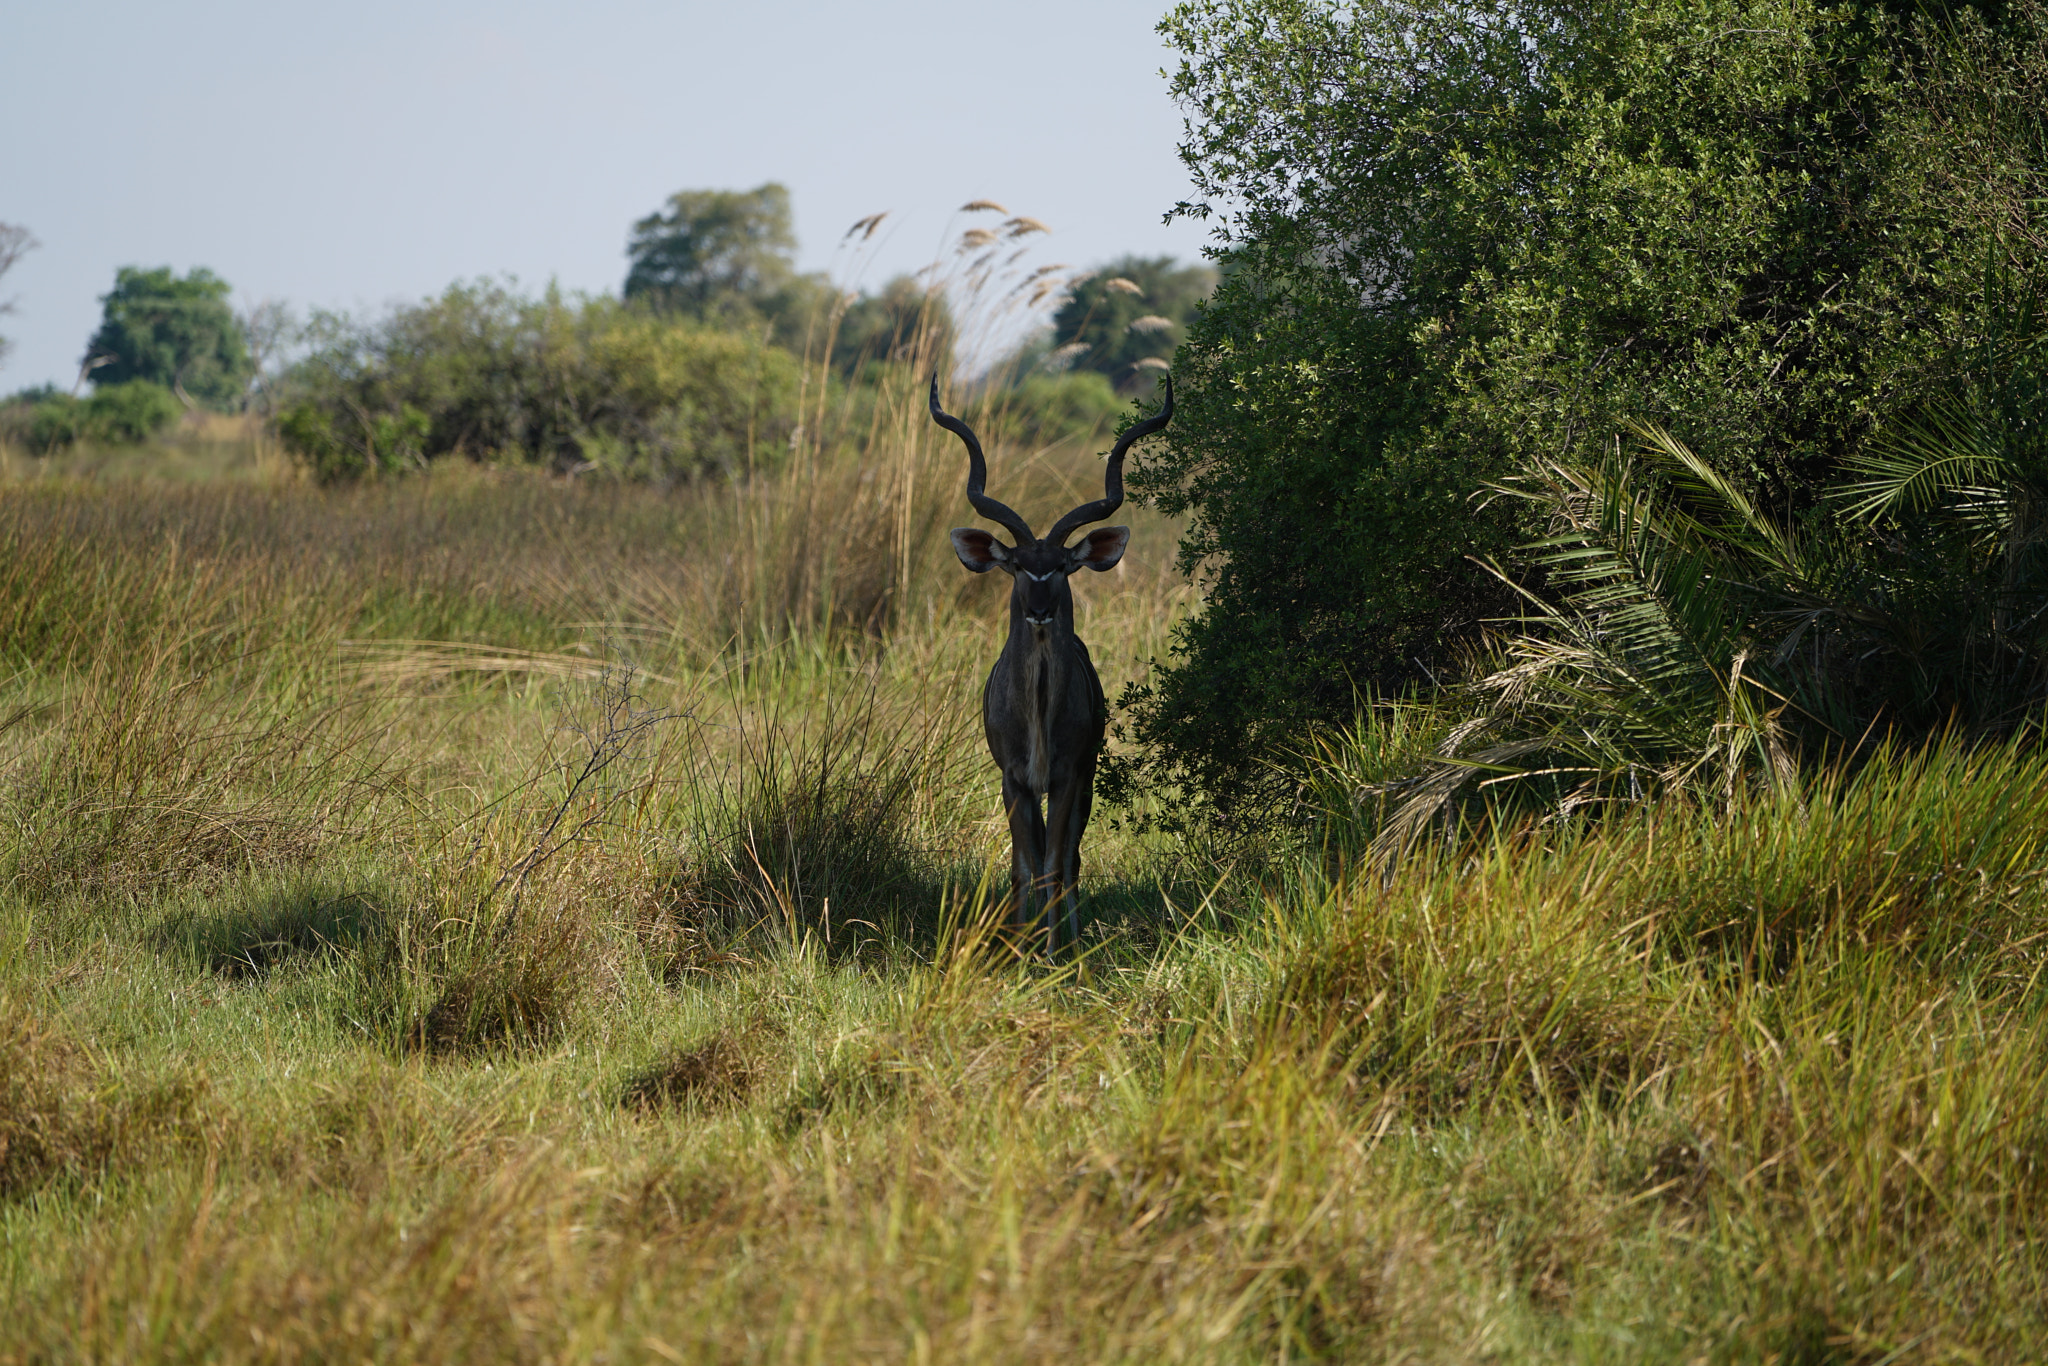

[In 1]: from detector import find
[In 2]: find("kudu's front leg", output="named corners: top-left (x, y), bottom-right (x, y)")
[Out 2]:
top-left (1042, 771), bottom-right (1093, 954)
top-left (1000, 771), bottom-right (1051, 950)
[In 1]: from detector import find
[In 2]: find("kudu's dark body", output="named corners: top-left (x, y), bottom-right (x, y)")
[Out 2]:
top-left (931, 376), bottom-right (1172, 952)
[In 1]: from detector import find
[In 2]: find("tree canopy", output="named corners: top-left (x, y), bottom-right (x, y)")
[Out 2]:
top-left (1046, 255), bottom-right (1215, 392)
top-left (1112, 0), bottom-right (2048, 822)
top-left (84, 266), bottom-right (251, 408)
top-left (625, 184), bottom-right (805, 317)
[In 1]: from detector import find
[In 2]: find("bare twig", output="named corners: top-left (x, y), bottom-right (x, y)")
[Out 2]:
top-left (489, 659), bottom-right (681, 916)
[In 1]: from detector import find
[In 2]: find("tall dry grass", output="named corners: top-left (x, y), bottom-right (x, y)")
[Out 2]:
top-left (9, 745), bottom-right (2048, 1360)
top-left (14, 214), bottom-right (2047, 1362)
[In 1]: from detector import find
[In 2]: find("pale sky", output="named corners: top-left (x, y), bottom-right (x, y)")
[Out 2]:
top-left (0, 0), bottom-right (1211, 391)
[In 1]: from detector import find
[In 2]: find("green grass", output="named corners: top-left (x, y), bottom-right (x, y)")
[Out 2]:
top-left (2, 432), bottom-right (2047, 1362)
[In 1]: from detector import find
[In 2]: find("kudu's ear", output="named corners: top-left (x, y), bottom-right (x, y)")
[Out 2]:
top-left (1070, 526), bottom-right (1130, 572)
top-left (951, 528), bottom-right (1013, 573)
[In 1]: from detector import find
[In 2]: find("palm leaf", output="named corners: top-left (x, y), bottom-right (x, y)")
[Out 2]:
top-left (1836, 403), bottom-right (2018, 526)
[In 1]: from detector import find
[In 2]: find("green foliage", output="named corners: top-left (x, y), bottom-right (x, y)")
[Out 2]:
top-left (278, 401), bottom-right (429, 482)
top-left (275, 282), bottom-right (802, 482)
top-left (982, 370), bottom-right (1126, 448)
top-left (622, 182), bottom-right (838, 353)
top-left (624, 182), bottom-right (798, 316)
top-left (81, 379), bottom-right (185, 445)
top-left (1123, 0), bottom-right (2048, 823)
top-left (1105, 273), bottom-right (1519, 826)
top-left (827, 275), bottom-right (955, 379)
top-left (1368, 390), bottom-right (2048, 852)
top-left (8, 391), bottom-right (87, 452)
top-left (1, 380), bottom-right (182, 453)
top-left (84, 265), bottom-right (252, 408)
top-left (1044, 255), bottom-right (1215, 392)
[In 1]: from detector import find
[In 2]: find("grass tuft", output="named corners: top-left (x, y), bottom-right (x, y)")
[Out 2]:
top-left (622, 1028), bottom-right (767, 1112)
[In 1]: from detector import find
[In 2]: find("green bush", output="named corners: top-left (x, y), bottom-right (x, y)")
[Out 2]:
top-left (1045, 255), bottom-right (1216, 393)
top-left (1, 381), bottom-right (181, 453)
top-left (1116, 0), bottom-right (2048, 826)
top-left (276, 401), bottom-right (429, 483)
top-left (977, 371), bottom-right (1125, 449)
top-left (83, 380), bottom-right (184, 445)
top-left (16, 393), bottom-right (87, 452)
top-left (276, 283), bottom-right (803, 482)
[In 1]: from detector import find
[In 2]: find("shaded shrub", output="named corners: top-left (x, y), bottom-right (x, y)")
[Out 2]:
top-left (337, 877), bottom-right (595, 1059)
top-left (657, 687), bottom-right (974, 955)
top-left (416, 934), bottom-right (582, 1055)
top-left (164, 883), bottom-right (381, 979)
top-left (622, 1029), bottom-right (765, 1112)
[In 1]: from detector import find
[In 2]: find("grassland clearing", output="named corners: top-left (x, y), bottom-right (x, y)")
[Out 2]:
top-left (2, 416), bottom-right (2046, 1363)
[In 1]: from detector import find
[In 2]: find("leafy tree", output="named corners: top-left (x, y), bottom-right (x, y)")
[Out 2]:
top-left (622, 181), bottom-right (853, 358)
top-left (1045, 256), bottom-right (1215, 392)
top-left (84, 266), bottom-right (252, 408)
top-left (1114, 0), bottom-right (2048, 825)
top-left (625, 184), bottom-right (794, 312)
top-left (0, 223), bottom-right (35, 371)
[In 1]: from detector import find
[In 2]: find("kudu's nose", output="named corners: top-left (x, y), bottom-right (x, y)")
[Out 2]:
top-left (1022, 572), bottom-right (1061, 626)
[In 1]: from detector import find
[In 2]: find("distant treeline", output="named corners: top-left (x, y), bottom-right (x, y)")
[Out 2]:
top-left (0, 184), bottom-right (1214, 482)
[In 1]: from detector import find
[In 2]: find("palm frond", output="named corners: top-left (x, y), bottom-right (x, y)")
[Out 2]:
top-left (1836, 403), bottom-right (2019, 525)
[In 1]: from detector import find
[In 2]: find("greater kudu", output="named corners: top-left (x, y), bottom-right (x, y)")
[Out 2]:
top-left (930, 375), bottom-right (1173, 952)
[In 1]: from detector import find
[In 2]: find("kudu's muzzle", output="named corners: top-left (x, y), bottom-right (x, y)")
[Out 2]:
top-left (1021, 572), bottom-right (1062, 627)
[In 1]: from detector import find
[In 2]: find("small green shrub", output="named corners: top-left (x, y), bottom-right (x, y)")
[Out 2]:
top-left (19, 392), bottom-right (87, 451)
top-left (659, 688), bottom-right (972, 956)
top-left (1, 380), bottom-right (181, 453)
top-left (277, 400), bottom-right (428, 482)
top-left (83, 379), bottom-right (184, 444)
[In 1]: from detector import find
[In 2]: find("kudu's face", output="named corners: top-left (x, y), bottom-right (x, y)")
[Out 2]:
top-left (949, 527), bottom-right (1130, 630)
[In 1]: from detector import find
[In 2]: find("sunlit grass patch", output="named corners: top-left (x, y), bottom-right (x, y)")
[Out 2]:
top-left (5, 435), bottom-right (2048, 1361)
